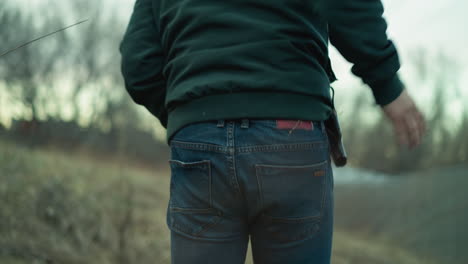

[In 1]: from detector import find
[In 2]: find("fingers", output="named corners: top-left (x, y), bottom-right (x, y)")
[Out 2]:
top-left (395, 107), bottom-right (426, 149)
top-left (415, 108), bottom-right (427, 137)
top-left (404, 113), bottom-right (420, 149)
top-left (394, 120), bottom-right (409, 147)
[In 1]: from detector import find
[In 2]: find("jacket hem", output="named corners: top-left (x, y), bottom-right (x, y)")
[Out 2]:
top-left (166, 92), bottom-right (333, 145)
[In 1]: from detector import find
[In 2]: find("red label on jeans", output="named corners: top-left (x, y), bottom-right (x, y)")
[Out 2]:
top-left (276, 120), bottom-right (314, 130)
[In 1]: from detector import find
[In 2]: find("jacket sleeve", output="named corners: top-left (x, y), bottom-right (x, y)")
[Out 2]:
top-left (119, 0), bottom-right (168, 127)
top-left (324, 0), bottom-right (404, 106)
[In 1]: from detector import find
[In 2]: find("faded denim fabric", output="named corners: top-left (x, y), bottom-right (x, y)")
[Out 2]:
top-left (167, 119), bottom-right (334, 264)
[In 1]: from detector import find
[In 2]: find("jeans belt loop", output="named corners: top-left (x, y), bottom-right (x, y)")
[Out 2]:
top-left (240, 119), bottom-right (249, 129)
top-left (217, 119), bottom-right (225, 128)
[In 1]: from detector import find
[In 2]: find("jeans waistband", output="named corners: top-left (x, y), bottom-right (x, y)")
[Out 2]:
top-left (215, 118), bottom-right (325, 131)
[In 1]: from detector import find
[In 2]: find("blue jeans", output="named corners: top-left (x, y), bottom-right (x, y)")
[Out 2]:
top-left (167, 118), bottom-right (334, 264)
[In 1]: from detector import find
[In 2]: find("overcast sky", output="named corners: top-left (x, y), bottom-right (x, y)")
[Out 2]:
top-left (330, 0), bottom-right (468, 85)
top-left (385, 0), bottom-right (467, 55)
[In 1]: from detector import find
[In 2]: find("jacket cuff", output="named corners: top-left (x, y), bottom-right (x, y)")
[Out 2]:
top-left (370, 74), bottom-right (405, 106)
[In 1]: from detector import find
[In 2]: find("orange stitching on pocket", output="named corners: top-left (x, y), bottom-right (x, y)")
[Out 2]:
top-left (314, 170), bottom-right (326, 177)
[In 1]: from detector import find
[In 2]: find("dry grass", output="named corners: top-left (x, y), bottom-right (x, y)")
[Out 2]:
top-left (0, 140), bottom-right (171, 264)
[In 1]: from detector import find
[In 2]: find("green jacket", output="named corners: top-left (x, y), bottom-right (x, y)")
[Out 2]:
top-left (119, 0), bottom-right (404, 144)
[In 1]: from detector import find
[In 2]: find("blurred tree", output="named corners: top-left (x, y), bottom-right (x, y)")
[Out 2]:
top-left (0, 0), bottom-right (141, 134)
top-left (1, 1), bottom-right (67, 120)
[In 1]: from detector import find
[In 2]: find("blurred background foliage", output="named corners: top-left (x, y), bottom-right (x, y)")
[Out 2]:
top-left (0, 0), bottom-right (467, 263)
top-left (1, 0), bottom-right (169, 164)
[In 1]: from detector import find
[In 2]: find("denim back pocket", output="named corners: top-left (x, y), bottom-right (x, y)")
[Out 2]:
top-left (167, 159), bottom-right (222, 238)
top-left (255, 160), bottom-right (330, 242)
top-left (256, 160), bottom-right (328, 222)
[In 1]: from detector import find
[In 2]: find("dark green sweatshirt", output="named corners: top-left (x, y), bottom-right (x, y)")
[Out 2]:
top-left (119, 0), bottom-right (404, 145)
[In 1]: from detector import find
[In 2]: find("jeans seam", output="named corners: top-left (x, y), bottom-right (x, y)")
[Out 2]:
top-left (170, 140), bottom-right (226, 153)
top-left (170, 227), bottom-right (245, 242)
top-left (170, 207), bottom-right (217, 213)
top-left (193, 215), bottom-right (223, 237)
top-left (255, 165), bottom-right (264, 216)
top-left (170, 213), bottom-right (222, 237)
top-left (227, 122), bottom-right (242, 196)
top-left (237, 141), bottom-right (327, 154)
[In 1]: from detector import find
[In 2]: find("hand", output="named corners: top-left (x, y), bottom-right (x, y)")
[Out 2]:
top-left (381, 89), bottom-right (426, 149)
